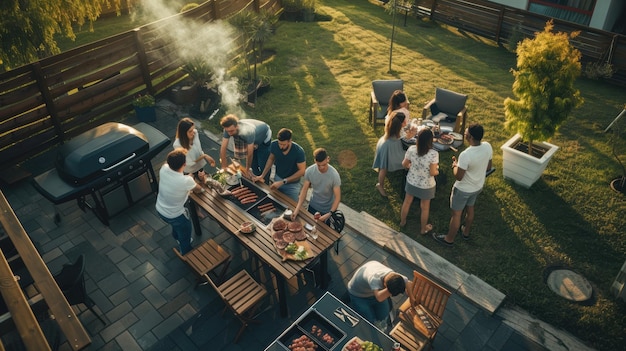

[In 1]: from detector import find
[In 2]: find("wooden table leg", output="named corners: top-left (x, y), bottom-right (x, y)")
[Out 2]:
top-left (277, 275), bottom-right (289, 318)
top-left (187, 200), bottom-right (202, 236)
top-left (319, 251), bottom-right (329, 289)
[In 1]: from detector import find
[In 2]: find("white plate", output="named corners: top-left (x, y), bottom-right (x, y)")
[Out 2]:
top-left (440, 126), bottom-right (454, 133)
top-left (226, 175), bottom-right (239, 185)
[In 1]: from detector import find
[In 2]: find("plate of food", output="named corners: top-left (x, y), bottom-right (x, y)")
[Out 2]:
top-left (226, 174), bottom-right (240, 186)
top-left (239, 221), bottom-right (256, 234)
top-left (342, 337), bottom-right (382, 351)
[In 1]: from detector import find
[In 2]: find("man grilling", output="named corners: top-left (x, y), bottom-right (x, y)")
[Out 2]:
top-left (219, 114), bottom-right (272, 181)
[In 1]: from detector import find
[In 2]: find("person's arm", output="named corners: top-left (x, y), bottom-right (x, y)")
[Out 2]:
top-left (320, 185), bottom-right (341, 222)
top-left (195, 153), bottom-right (215, 167)
top-left (486, 159), bottom-right (493, 172)
top-left (191, 182), bottom-right (205, 193)
top-left (452, 156), bottom-right (465, 181)
top-left (402, 157), bottom-right (411, 169)
top-left (219, 138), bottom-right (229, 170)
top-left (254, 154), bottom-right (275, 183)
top-left (373, 287), bottom-right (392, 302)
top-left (293, 180), bottom-right (310, 219)
top-left (243, 143), bottom-right (255, 178)
top-left (273, 160), bottom-right (306, 190)
top-left (430, 162), bottom-right (439, 176)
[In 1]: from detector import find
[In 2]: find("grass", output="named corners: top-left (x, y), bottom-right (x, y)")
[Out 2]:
top-left (56, 1), bottom-right (626, 349)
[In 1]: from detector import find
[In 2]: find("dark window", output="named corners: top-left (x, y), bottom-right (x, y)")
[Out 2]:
top-left (528, 0), bottom-right (596, 26)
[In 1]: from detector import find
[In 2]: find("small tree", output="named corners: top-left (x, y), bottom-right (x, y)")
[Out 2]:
top-left (504, 21), bottom-right (584, 155)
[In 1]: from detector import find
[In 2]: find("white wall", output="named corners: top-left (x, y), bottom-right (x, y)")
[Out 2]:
top-left (589, 0), bottom-right (624, 31)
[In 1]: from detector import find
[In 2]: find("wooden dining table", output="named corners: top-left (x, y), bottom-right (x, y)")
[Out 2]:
top-left (188, 179), bottom-right (342, 318)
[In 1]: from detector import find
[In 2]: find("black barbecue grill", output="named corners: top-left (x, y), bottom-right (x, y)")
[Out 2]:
top-left (33, 122), bottom-right (170, 225)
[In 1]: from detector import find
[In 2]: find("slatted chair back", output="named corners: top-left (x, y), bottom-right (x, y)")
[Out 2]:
top-left (398, 270), bottom-right (451, 343)
top-left (173, 239), bottom-right (230, 286)
top-left (204, 270), bottom-right (268, 343)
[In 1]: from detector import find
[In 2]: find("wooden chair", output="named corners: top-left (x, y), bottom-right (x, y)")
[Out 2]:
top-left (389, 321), bottom-right (430, 351)
top-left (205, 270), bottom-right (268, 343)
top-left (398, 270), bottom-right (451, 343)
top-left (173, 239), bottom-right (231, 287)
top-left (422, 87), bottom-right (468, 134)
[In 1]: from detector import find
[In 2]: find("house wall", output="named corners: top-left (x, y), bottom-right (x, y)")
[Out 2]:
top-left (488, 0), bottom-right (622, 32)
top-left (590, 0), bottom-right (624, 31)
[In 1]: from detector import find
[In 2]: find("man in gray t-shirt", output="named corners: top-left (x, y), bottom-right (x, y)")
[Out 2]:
top-left (293, 148), bottom-right (341, 223)
top-left (347, 261), bottom-right (408, 324)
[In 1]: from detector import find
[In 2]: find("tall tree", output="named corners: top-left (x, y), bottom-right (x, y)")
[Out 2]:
top-left (0, 0), bottom-right (122, 71)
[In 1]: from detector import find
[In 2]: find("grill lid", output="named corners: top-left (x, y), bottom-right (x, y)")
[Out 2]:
top-left (55, 123), bottom-right (149, 185)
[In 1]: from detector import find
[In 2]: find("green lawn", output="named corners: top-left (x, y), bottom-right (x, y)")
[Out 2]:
top-left (58, 1), bottom-right (626, 349)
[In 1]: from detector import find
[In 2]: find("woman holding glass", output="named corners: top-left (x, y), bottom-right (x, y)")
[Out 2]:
top-left (400, 129), bottom-right (439, 234)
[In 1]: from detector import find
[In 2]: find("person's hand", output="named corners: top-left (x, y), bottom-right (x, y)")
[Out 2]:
top-left (251, 175), bottom-right (264, 183)
top-left (451, 156), bottom-right (457, 168)
top-left (270, 182), bottom-right (281, 190)
top-left (320, 212), bottom-right (331, 222)
top-left (241, 168), bottom-right (252, 179)
top-left (205, 154), bottom-right (216, 167)
top-left (197, 169), bottom-right (206, 182)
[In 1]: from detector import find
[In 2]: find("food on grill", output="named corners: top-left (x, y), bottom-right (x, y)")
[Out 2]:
top-left (282, 231), bottom-right (295, 243)
top-left (273, 219), bottom-right (287, 231)
top-left (288, 221), bottom-right (303, 232)
top-left (288, 335), bottom-right (317, 351)
top-left (273, 230), bottom-right (284, 241)
top-left (275, 240), bottom-right (288, 249)
top-left (437, 133), bottom-right (454, 145)
top-left (240, 221), bottom-right (255, 234)
top-left (311, 325), bottom-right (334, 345)
top-left (258, 203), bottom-right (275, 212)
top-left (294, 231), bottom-right (307, 241)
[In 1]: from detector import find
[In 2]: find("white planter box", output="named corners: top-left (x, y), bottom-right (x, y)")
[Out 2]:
top-left (501, 134), bottom-right (559, 188)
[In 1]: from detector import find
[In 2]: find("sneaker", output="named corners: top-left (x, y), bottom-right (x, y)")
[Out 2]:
top-left (432, 232), bottom-right (453, 247)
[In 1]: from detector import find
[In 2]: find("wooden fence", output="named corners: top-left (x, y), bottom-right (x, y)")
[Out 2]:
top-left (0, 0), bottom-right (624, 175)
top-left (0, 0), bottom-right (281, 177)
top-left (411, 0), bottom-right (626, 84)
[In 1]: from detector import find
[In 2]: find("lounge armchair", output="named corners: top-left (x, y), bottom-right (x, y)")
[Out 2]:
top-left (422, 88), bottom-right (468, 134)
top-left (370, 79), bottom-right (404, 127)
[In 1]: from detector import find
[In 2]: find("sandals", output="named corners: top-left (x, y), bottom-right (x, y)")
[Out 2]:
top-left (432, 232), bottom-right (453, 247)
top-left (375, 183), bottom-right (388, 198)
top-left (459, 224), bottom-right (470, 240)
top-left (420, 224), bottom-right (433, 235)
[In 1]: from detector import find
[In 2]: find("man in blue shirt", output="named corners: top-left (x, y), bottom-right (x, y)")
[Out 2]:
top-left (252, 128), bottom-right (306, 200)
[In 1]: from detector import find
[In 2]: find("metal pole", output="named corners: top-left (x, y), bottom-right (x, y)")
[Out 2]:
top-left (389, 0), bottom-right (397, 73)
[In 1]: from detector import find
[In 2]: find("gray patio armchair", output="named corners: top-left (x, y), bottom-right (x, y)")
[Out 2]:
top-left (422, 87), bottom-right (468, 134)
top-left (370, 79), bottom-right (404, 127)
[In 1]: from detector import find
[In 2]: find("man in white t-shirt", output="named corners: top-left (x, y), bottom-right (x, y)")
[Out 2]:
top-left (433, 124), bottom-right (492, 247)
top-left (156, 149), bottom-right (204, 254)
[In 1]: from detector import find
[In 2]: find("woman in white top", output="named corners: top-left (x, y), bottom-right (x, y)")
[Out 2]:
top-left (384, 90), bottom-right (410, 135)
top-left (400, 128), bottom-right (439, 235)
top-left (173, 118), bottom-right (216, 182)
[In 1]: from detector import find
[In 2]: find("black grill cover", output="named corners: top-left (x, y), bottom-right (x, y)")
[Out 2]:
top-left (55, 123), bottom-right (149, 185)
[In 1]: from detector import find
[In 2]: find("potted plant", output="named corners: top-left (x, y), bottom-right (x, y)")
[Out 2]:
top-left (301, 0), bottom-right (317, 22)
top-left (229, 10), bottom-right (276, 104)
top-left (132, 93), bottom-right (156, 122)
top-left (181, 56), bottom-right (217, 112)
top-left (501, 21), bottom-right (584, 188)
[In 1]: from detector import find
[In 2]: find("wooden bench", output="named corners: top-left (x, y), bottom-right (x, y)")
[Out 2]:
top-left (173, 239), bottom-right (231, 287)
top-left (389, 321), bottom-right (429, 351)
top-left (398, 270), bottom-right (451, 344)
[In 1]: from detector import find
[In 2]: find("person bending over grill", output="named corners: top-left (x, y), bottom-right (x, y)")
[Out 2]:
top-left (156, 149), bottom-right (204, 255)
top-left (219, 114), bottom-right (272, 181)
top-left (174, 117), bottom-right (216, 183)
top-left (347, 261), bottom-right (410, 330)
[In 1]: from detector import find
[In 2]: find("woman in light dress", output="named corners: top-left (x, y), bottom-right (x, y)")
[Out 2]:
top-left (173, 117), bottom-right (216, 182)
top-left (400, 129), bottom-right (439, 234)
top-left (373, 111), bottom-right (416, 197)
top-left (384, 90), bottom-right (410, 133)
